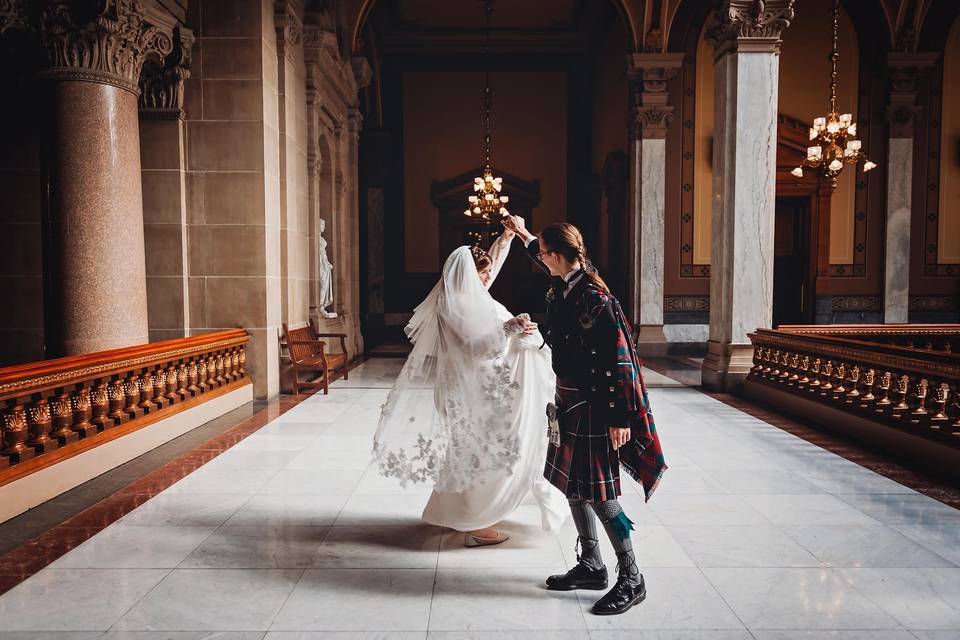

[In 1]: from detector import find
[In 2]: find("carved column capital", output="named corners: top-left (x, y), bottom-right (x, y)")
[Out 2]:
top-left (885, 52), bottom-right (938, 138)
top-left (138, 26), bottom-right (193, 118)
top-left (352, 56), bottom-right (372, 89)
top-left (39, 0), bottom-right (174, 94)
top-left (705, 0), bottom-right (796, 58)
top-left (0, 0), bottom-right (28, 35)
top-left (627, 53), bottom-right (683, 141)
top-left (274, 1), bottom-right (302, 62)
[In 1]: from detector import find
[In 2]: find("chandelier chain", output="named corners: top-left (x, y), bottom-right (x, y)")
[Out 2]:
top-left (829, 0), bottom-right (839, 116)
top-left (483, 0), bottom-right (492, 169)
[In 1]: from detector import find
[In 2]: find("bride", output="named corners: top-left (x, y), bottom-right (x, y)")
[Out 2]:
top-left (373, 228), bottom-right (567, 546)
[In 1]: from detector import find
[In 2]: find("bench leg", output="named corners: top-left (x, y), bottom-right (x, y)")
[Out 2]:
top-left (323, 372), bottom-right (329, 395)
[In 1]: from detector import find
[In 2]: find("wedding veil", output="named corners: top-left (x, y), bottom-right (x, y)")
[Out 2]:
top-left (373, 246), bottom-right (521, 492)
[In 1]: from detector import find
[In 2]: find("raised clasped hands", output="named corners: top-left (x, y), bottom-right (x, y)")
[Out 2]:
top-left (501, 214), bottom-right (532, 243)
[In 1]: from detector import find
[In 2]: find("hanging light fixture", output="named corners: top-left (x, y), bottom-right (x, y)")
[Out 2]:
top-left (464, 0), bottom-right (510, 220)
top-left (791, 0), bottom-right (876, 189)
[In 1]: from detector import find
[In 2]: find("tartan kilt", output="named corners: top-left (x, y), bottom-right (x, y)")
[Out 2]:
top-left (544, 379), bottom-right (623, 502)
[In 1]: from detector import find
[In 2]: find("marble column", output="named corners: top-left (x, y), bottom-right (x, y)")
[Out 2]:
top-left (627, 54), bottom-right (683, 357)
top-left (701, 1), bottom-right (795, 393)
top-left (140, 28), bottom-right (193, 342)
top-left (345, 108), bottom-right (365, 357)
top-left (883, 53), bottom-right (937, 324)
top-left (37, 3), bottom-right (173, 355)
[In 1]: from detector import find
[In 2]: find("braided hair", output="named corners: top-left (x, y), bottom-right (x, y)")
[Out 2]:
top-left (539, 223), bottom-right (610, 293)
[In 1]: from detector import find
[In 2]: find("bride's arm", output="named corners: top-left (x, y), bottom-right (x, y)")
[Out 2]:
top-left (484, 230), bottom-right (513, 289)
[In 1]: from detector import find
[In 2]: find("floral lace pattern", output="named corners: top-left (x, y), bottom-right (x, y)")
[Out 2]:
top-left (374, 355), bottom-right (521, 492)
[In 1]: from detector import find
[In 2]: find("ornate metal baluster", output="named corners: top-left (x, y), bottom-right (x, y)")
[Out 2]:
top-left (108, 379), bottom-right (127, 420)
top-left (2, 406), bottom-right (34, 462)
top-left (138, 372), bottom-right (155, 411)
top-left (90, 383), bottom-right (112, 430)
top-left (858, 369), bottom-right (876, 408)
top-left (909, 379), bottom-right (929, 423)
top-left (845, 366), bottom-right (861, 403)
top-left (808, 358), bottom-right (822, 391)
top-left (831, 363), bottom-right (847, 398)
top-left (152, 370), bottom-right (166, 407)
top-left (165, 366), bottom-right (179, 401)
top-left (929, 383), bottom-right (950, 429)
top-left (891, 375), bottom-right (911, 418)
top-left (215, 354), bottom-right (226, 384)
top-left (124, 375), bottom-right (141, 416)
top-left (177, 364), bottom-right (189, 398)
top-left (769, 350), bottom-right (782, 378)
top-left (187, 360), bottom-right (200, 394)
top-left (819, 361), bottom-right (834, 395)
top-left (874, 372), bottom-right (892, 412)
top-left (797, 355), bottom-right (811, 388)
top-left (50, 393), bottom-right (80, 445)
top-left (71, 387), bottom-right (96, 437)
top-left (787, 354), bottom-right (801, 385)
top-left (197, 358), bottom-right (210, 391)
top-left (27, 400), bottom-right (58, 453)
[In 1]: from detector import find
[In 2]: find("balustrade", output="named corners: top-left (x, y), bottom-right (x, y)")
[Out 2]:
top-left (0, 330), bottom-right (250, 482)
top-left (747, 326), bottom-right (960, 453)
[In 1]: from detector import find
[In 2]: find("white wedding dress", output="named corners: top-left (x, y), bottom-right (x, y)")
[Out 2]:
top-left (374, 237), bottom-right (567, 533)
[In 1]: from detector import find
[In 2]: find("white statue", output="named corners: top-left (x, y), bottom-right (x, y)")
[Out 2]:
top-left (318, 218), bottom-right (337, 318)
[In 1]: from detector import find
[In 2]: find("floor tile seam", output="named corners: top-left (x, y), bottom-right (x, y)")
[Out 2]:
top-left (889, 524), bottom-right (960, 569)
top-left (686, 563), bottom-right (754, 632)
top-left (260, 567), bottom-right (310, 634)
top-left (696, 390), bottom-right (960, 510)
top-left (823, 565), bottom-right (917, 633)
top-left (95, 566), bottom-right (175, 634)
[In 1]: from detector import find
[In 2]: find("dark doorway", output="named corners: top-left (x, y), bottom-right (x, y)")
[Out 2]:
top-left (772, 196), bottom-right (813, 327)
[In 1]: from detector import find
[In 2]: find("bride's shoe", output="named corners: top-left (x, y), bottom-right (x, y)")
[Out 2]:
top-left (464, 530), bottom-right (510, 547)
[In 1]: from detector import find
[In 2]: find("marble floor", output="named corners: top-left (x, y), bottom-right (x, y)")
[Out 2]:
top-left (1, 358), bottom-right (959, 639)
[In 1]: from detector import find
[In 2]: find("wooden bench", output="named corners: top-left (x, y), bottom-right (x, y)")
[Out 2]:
top-left (282, 320), bottom-right (349, 395)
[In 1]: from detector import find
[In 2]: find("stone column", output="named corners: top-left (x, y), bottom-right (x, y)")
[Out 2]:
top-left (883, 53), bottom-right (937, 324)
top-left (701, 1), bottom-right (795, 392)
top-left (140, 28), bottom-right (193, 342)
top-left (627, 53), bottom-right (683, 357)
top-left (38, 3), bottom-right (173, 355)
top-left (345, 108), bottom-right (365, 356)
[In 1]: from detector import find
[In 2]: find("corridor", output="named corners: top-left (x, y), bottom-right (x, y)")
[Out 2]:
top-left (0, 359), bottom-right (958, 638)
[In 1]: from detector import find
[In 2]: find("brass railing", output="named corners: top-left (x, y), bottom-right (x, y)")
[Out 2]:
top-left (0, 330), bottom-right (250, 481)
top-left (746, 325), bottom-right (960, 444)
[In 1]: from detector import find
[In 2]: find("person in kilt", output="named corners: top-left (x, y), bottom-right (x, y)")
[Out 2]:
top-left (502, 215), bottom-right (667, 616)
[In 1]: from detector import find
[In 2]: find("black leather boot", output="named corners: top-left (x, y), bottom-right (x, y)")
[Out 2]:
top-left (545, 562), bottom-right (608, 591)
top-left (546, 538), bottom-right (608, 591)
top-left (591, 571), bottom-right (646, 615)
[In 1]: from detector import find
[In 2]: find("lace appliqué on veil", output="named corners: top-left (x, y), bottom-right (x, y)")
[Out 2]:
top-left (374, 357), bottom-right (521, 492)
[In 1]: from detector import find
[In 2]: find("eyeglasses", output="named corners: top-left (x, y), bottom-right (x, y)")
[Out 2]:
top-left (536, 250), bottom-right (557, 260)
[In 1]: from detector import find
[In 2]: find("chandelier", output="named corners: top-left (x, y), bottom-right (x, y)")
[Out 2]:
top-left (464, 0), bottom-right (510, 220)
top-left (791, 0), bottom-right (876, 189)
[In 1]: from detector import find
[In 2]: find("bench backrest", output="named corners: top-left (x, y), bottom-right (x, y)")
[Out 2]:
top-left (284, 324), bottom-right (323, 364)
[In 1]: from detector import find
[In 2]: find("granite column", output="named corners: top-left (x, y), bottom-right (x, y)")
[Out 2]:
top-left (39, 4), bottom-right (173, 355)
